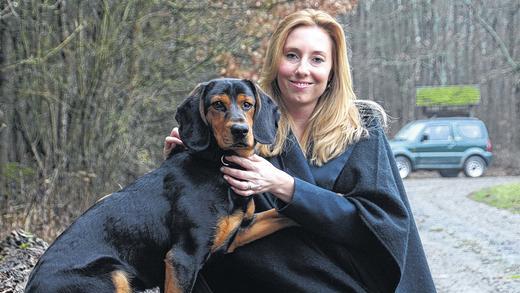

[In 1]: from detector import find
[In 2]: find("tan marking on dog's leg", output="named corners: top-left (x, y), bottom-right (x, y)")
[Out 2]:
top-left (164, 251), bottom-right (182, 293)
top-left (227, 208), bottom-right (297, 253)
top-left (112, 270), bottom-right (131, 293)
top-left (245, 199), bottom-right (255, 220)
top-left (211, 211), bottom-right (245, 253)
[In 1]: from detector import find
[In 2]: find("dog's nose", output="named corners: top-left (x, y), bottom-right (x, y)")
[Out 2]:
top-left (231, 124), bottom-right (249, 139)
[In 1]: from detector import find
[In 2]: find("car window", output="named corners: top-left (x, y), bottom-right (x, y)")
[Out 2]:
top-left (394, 122), bottom-right (424, 141)
top-left (423, 125), bottom-right (451, 140)
top-left (457, 123), bottom-right (484, 139)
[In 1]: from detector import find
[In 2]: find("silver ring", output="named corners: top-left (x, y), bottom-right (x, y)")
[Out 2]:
top-left (220, 155), bottom-right (230, 166)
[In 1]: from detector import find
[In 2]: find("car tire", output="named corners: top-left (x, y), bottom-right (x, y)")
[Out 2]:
top-left (439, 169), bottom-right (459, 177)
top-left (464, 156), bottom-right (487, 178)
top-left (395, 156), bottom-right (412, 179)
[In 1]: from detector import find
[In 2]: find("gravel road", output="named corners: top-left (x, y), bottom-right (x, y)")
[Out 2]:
top-left (404, 176), bottom-right (520, 293)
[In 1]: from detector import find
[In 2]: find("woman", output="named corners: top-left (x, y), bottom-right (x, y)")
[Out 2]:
top-left (165, 9), bottom-right (435, 293)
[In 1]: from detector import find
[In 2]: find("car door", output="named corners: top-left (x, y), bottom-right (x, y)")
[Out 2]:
top-left (414, 123), bottom-right (458, 167)
top-left (452, 121), bottom-right (488, 157)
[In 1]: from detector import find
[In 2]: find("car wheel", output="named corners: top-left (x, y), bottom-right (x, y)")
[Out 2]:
top-left (439, 169), bottom-right (459, 177)
top-left (464, 156), bottom-right (486, 178)
top-left (395, 156), bottom-right (412, 179)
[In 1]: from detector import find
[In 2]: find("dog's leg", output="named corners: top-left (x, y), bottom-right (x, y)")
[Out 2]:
top-left (112, 270), bottom-right (131, 293)
top-left (210, 210), bottom-right (247, 253)
top-left (164, 251), bottom-right (182, 293)
top-left (164, 249), bottom-right (200, 293)
top-left (227, 208), bottom-right (297, 253)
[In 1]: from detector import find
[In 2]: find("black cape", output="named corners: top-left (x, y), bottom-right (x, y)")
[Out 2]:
top-left (198, 123), bottom-right (436, 293)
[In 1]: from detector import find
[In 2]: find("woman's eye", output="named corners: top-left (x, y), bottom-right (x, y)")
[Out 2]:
top-left (312, 57), bottom-right (325, 64)
top-left (243, 102), bottom-right (253, 110)
top-left (286, 53), bottom-right (298, 60)
top-left (212, 101), bottom-right (226, 111)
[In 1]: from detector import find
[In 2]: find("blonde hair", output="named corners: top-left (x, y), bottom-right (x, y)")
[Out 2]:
top-left (258, 9), bottom-right (386, 166)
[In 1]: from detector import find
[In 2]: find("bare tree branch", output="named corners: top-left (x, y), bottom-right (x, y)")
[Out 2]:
top-left (5, 0), bottom-right (19, 18)
top-left (0, 24), bottom-right (84, 71)
top-left (464, 0), bottom-right (519, 72)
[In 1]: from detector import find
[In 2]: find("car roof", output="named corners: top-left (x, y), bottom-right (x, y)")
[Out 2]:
top-left (411, 117), bottom-right (483, 124)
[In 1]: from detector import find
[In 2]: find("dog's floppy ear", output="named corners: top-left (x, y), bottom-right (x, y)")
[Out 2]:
top-left (175, 82), bottom-right (210, 153)
top-left (244, 79), bottom-right (279, 145)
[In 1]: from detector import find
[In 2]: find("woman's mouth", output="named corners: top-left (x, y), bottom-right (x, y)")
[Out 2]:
top-left (290, 80), bottom-right (313, 89)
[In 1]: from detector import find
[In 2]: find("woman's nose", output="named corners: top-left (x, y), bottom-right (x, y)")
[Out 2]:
top-left (295, 60), bottom-right (310, 76)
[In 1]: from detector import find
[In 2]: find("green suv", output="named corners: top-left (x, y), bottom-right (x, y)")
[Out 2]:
top-left (389, 117), bottom-right (493, 179)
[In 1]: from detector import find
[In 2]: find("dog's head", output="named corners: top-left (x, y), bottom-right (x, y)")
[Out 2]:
top-left (175, 78), bottom-right (278, 158)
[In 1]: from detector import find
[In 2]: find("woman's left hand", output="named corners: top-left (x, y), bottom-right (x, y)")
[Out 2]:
top-left (221, 154), bottom-right (295, 203)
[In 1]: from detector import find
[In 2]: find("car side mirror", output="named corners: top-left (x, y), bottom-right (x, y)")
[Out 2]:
top-left (421, 134), bottom-right (429, 142)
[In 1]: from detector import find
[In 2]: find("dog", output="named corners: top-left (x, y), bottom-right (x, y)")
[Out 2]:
top-left (25, 78), bottom-right (296, 293)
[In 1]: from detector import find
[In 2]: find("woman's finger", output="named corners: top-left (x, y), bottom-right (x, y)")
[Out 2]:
top-left (165, 136), bottom-right (182, 145)
top-left (249, 154), bottom-right (265, 162)
top-left (223, 175), bottom-right (248, 189)
top-left (221, 166), bottom-right (252, 181)
top-left (163, 127), bottom-right (184, 159)
top-left (224, 155), bottom-right (257, 171)
top-left (170, 127), bottom-right (180, 138)
top-left (224, 176), bottom-right (259, 197)
top-left (229, 186), bottom-right (255, 197)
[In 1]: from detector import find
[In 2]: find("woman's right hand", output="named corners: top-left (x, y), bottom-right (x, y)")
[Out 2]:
top-left (163, 127), bottom-right (184, 159)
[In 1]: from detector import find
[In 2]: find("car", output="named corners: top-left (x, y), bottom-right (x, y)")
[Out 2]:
top-left (389, 117), bottom-right (493, 179)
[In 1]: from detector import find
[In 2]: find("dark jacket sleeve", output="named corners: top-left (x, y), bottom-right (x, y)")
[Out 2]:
top-left (277, 126), bottom-right (410, 248)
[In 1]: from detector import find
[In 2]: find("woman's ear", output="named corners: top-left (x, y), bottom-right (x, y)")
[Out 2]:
top-left (175, 82), bottom-right (211, 153)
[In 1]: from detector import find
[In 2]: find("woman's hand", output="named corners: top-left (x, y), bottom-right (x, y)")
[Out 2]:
top-left (163, 127), bottom-right (184, 159)
top-left (221, 154), bottom-right (295, 203)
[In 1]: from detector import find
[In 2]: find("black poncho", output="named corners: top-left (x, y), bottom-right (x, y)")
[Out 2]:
top-left (198, 124), bottom-right (436, 293)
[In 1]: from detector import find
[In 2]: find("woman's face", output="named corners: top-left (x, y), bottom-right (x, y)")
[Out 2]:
top-left (276, 25), bottom-right (333, 111)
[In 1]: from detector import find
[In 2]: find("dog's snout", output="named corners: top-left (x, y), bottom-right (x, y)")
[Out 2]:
top-left (231, 124), bottom-right (249, 138)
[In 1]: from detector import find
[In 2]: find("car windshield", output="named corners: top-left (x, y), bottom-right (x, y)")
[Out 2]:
top-left (393, 122), bottom-right (424, 141)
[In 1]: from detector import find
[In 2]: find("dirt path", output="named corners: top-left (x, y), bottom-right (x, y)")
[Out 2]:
top-left (404, 176), bottom-right (520, 293)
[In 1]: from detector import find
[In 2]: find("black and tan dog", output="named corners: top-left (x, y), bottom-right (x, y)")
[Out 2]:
top-left (25, 78), bottom-right (295, 293)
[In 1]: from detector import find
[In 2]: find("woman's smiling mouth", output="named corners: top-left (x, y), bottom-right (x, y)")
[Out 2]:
top-left (290, 80), bottom-right (313, 89)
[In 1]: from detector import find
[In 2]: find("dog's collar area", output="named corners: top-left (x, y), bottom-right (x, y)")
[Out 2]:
top-left (220, 155), bottom-right (230, 166)
top-left (220, 154), bottom-right (243, 170)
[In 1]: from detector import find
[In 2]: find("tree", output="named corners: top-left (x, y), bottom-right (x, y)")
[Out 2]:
top-left (345, 0), bottom-right (519, 171)
top-left (0, 0), bottom-right (358, 240)
top-left (217, 0), bottom-right (358, 79)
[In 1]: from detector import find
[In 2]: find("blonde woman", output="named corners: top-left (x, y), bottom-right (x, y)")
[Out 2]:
top-left (165, 9), bottom-right (435, 293)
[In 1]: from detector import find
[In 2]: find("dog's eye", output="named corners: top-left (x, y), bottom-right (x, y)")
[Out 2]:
top-left (212, 101), bottom-right (226, 111)
top-left (243, 102), bottom-right (253, 110)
